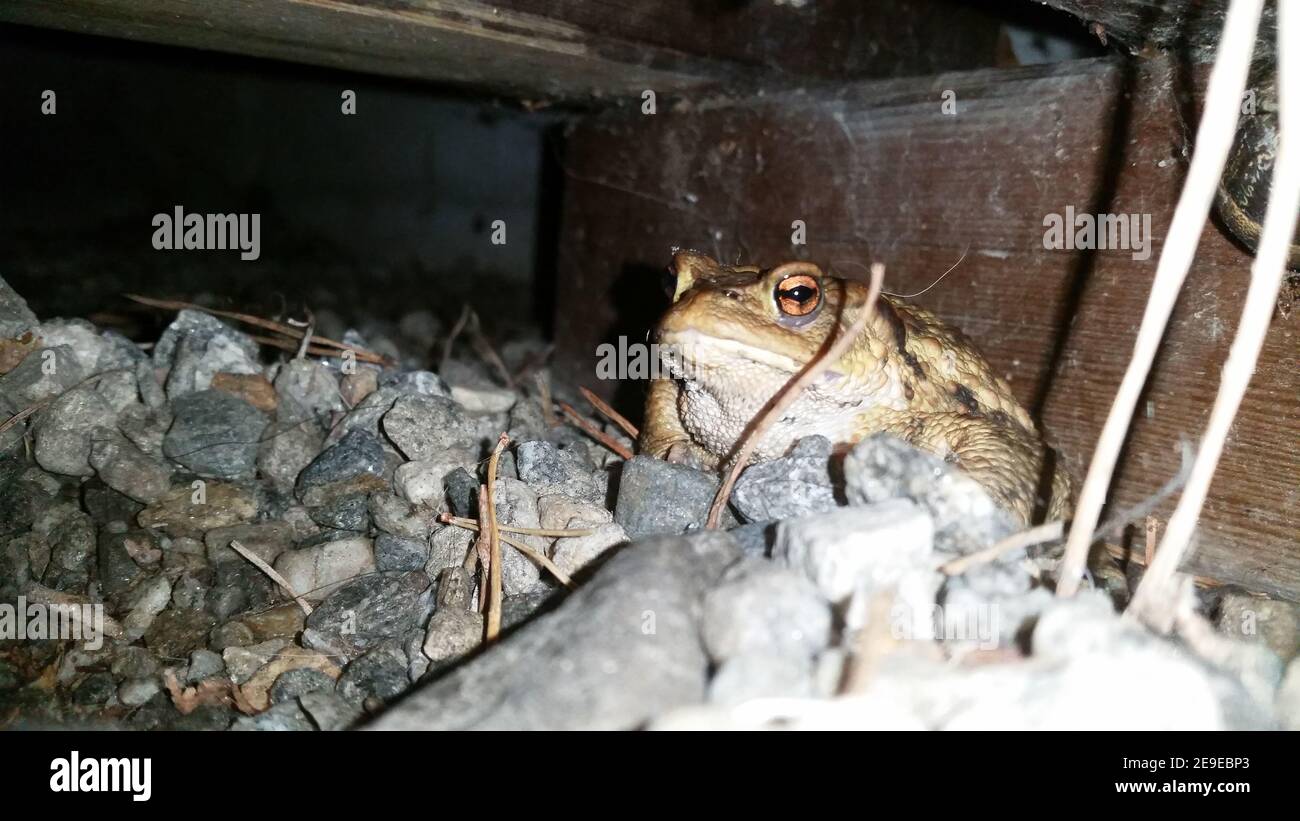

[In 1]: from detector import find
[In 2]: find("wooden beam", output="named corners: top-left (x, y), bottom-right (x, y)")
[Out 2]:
top-left (1034, 0), bottom-right (1277, 56)
top-left (0, 0), bottom-right (1004, 102)
top-left (552, 54), bottom-right (1300, 600)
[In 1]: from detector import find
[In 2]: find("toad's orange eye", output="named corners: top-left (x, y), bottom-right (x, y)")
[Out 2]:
top-left (775, 274), bottom-right (821, 317)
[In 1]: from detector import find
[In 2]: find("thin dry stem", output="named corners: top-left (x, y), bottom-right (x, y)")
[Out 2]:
top-left (228, 539), bottom-right (313, 616)
top-left (1057, 0), bottom-right (1267, 596)
top-left (440, 513), bottom-right (595, 538)
top-left (579, 386), bottom-right (639, 439)
top-left (1130, 1), bottom-right (1298, 627)
top-left (124, 293), bottom-right (390, 364)
top-left (558, 401), bottom-right (634, 460)
top-left (485, 433), bottom-right (509, 640)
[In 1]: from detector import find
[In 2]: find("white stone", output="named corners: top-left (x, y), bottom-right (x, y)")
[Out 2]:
top-left (773, 499), bottom-right (934, 603)
top-left (272, 537), bottom-right (375, 602)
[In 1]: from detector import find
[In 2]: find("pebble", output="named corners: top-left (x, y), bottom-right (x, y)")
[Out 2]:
top-left (774, 499), bottom-right (935, 603)
top-left (701, 559), bottom-right (832, 663)
top-left (731, 435), bottom-right (838, 522)
top-left (272, 536), bottom-right (376, 603)
top-left (33, 387), bottom-right (118, 477)
top-left (163, 389), bottom-right (269, 478)
top-left (614, 456), bottom-right (725, 539)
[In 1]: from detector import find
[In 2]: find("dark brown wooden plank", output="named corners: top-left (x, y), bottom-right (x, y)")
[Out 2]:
top-left (553, 55), bottom-right (1300, 599)
top-left (1038, 0), bottom-right (1277, 57)
top-left (0, 0), bottom-right (1004, 101)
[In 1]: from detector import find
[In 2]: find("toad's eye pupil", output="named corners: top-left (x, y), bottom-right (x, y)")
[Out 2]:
top-left (775, 274), bottom-right (821, 318)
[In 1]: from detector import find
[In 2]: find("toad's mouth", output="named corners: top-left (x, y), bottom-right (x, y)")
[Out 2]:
top-left (658, 328), bottom-right (802, 376)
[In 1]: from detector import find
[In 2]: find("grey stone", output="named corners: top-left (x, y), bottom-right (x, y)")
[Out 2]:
top-left (1216, 592), bottom-right (1299, 662)
top-left (443, 467), bottom-right (478, 517)
top-left (270, 667), bottom-right (335, 705)
top-left (223, 638), bottom-right (291, 684)
top-left (72, 672), bottom-right (117, 705)
top-left (118, 677), bottom-right (162, 707)
top-left (257, 415), bottom-right (324, 489)
top-left (381, 394), bottom-right (468, 462)
top-left (143, 608), bottom-right (218, 660)
top-left (450, 384), bottom-right (516, 414)
top-left (97, 529), bottom-right (146, 598)
top-left (204, 521), bottom-right (293, 566)
top-left (337, 641), bottom-right (409, 705)
top-left (209, 561), bottom-right (276, 621)
top-left (0, 275), bottom-right (38, 340)
top-left (96, 330), bottom-right (147, 374)
top-left (727, 520), bottom-right (777, 558)
top-left (163, 389), bottom-right (269, 479)
top-left (0, 345), bottom-right (84, 405)
top-left (36, 319), bottom-right (109, 375)
top-left (536, 494), bottom-right (612, 531)
top-left (299, 690), bottom-right (365, 731)
top-left (615, 456), bottom-right (726, 539)
top-left (185, 648), bottom-right (225, 684)
top-left (369, 492), bottom-right (435, 540)
top-left (707, 652), bottom-right (816, 707)
top-left (379, 370), bottom-right (449, 398)
top-left (32, 387), bottom-right (117, 476)
top-left (229, 700), bottom-right (315, 731)
top-left (121, 575), bottom-right (173, 641)
top-left (731, 435), bottom-right (838, 523)
top-left (516, 440), bottom-right (603, 503)
top-left (552, 522), bottom-right (627, 576)
top-left (702, 558), bottom-right (832, 663)
top-left (273, 360), bottom-right (343, 421)
top-left (393, 459), bottom-right (464, 507)
top-left (375, 533), bottom-right (430, 573)
top-left (296, 428), bottom-right (385, 494)
top-left (367, 531), bottom-right (741, 731)
top-left (91, 369), bottom-right (140, 412)
top-left (110, 646), bottom-right (161, 680)
top-left (427, 525), bottom-right (474, 577)
top-left (117, 403), bottom-right (171, 456)
top-left (490, 477), bottom-right (545, 595)
top-left (302, 570), bottom-right (432, 659)
top-left (89, 430), bottom-right (172, 503)
top-left (153, 309), bottom-right (261, 399)
top-left (40, 507), bottom-right (96, 592)
top-left (845, 433), bottom-right (1019, 554)
top-left (774, 499), bottom-right (935, 603)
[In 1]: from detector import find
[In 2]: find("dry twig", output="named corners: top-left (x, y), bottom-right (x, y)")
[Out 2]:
top-left (124, 293), bottom-right (391, 365)
top-left (579, 386), bottom-right (639, 439)
top-left (1057, 0), bottom-right (1267, 596)
top-left (1130, 0), bottom-right (1299, 628)
top-left (485, 433), bottom-right (509, 640)
top-left (228, 539), bottom-right (313, 616)
top-left (558, 401), bottom-right (634, 460)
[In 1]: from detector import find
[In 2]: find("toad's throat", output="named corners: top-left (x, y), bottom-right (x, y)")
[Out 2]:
top-left (659, 328), bottom-right (805, 377)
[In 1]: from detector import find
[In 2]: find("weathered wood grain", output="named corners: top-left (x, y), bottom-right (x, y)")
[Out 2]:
top-left (1038, 0), bottom-right (1277, 57)
top-left (553, 55), bottom-right (1300, 599)
top-left (0, 0), bottom-right (1003, 101)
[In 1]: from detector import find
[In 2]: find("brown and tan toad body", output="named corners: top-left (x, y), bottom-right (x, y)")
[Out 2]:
top-left (639, 251), bottom-right (1073, 525)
